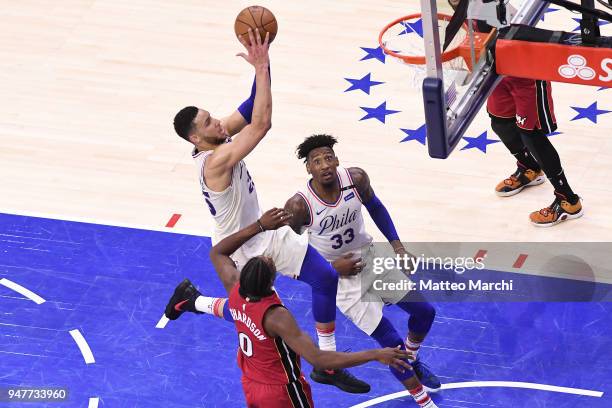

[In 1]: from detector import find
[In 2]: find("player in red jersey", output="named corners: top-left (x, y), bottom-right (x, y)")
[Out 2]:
top-left (168, 208), bottom-right (417, 407)
top-left (448, 0), bottom-right (583, 226)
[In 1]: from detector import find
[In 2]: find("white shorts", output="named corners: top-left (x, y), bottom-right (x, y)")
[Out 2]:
top-left (336, 244), bottom-right (411, 335)
top-left (230, 226), bottom-right (309, 279)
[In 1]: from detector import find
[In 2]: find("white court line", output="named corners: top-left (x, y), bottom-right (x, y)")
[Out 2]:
top-left (156, 314), bottom-right (169, 329)
top-left (0, 278), bottom-right (46, 304)
top-left (349, 381), bottom-right (604, 408)
top-left (69, 329), bottom-right (95, 364)
top-left (88, 397), bottom-right (99, 408)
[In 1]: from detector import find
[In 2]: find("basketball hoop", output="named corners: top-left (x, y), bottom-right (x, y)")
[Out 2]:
top-left (379, 13), bottom-right (496, 87)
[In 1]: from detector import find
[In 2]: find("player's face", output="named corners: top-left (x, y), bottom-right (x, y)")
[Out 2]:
top-left (191, 109), bottom-right (228, 145)
top-left (306, 147), bottom-right (339, 186)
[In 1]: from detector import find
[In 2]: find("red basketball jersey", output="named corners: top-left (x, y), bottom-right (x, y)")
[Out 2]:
top-left (228, 284), bottom-right (304, 385)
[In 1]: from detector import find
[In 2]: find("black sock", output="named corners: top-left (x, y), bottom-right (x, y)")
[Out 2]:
top-left (519, 128), bottom-right (578, 203)
top-left (550, 171), bottom-right (579, 204)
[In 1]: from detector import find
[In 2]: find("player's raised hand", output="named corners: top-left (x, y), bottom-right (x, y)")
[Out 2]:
top-left (236, 28), bottom-right (270, 68)
top-left (332, 253), bottom-right (363, 277)
top-left (259, 208), bottom-right (291, 231)
top-left (373, 346), bottom-right (413, 372)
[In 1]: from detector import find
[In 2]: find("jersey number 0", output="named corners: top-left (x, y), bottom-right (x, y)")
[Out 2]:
top-left (238, 332), bottom-right (253, 357)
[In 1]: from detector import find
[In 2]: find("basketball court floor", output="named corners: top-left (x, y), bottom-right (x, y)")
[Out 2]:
top-left (1, 1), bottom-right (611, 407)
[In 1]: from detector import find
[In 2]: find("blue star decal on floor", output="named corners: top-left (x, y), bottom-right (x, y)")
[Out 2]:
top-left (359, 101), bottom-right (401, 123)
top-left (344, 73), bottom-right (384, 94)
top-left (599, 87), bottom-right (609, 91)
top-left (547, 131), bottom-right (563, 137)
top-left (360, 46), bottom-right (388, 63)
top-left (400, 19), bottom-right (423, 37)
top-left (400, 124), bottom-right (427, 144)
top-left (572, 18), bottom-right (610, 32)
top-left (570, 101), bottom-right (612, 123)
top-left (461, 131), bottom-right (500, 153)
top-left (540, 7), bottom-right (559, 21)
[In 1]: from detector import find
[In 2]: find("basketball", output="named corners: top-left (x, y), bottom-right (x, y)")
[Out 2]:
top-left (234, 6), bottom-right (277, 44)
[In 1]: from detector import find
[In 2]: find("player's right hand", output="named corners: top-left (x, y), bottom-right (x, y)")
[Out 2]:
top-left (373, 346), bottom-right (413, 372)
top-left (236, 28), bottom-right (270, 68)
top-left (332, 253), bottom-right (363, 277)
top-left (259, 208), bottom-right (291, 231)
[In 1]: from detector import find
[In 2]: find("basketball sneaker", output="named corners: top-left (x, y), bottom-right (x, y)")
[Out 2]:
top-left (529, 194), bottom-right (583, 227)
top-left (495, 167), bottom-right (545, 197)
top-left (164, 279), bottom-right (201, 320)
top-left (411, 359), bottom-right (441, 393)
top-left (310, 368), bottom-right (370, 394)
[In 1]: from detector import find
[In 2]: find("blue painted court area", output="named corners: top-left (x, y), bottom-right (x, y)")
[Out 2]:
top-left (0, 213), bottom-right (610, 407)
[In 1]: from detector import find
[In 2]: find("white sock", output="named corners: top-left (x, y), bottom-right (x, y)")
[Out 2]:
top-left (409, 385), bottom-right (437, 408)
top-left (405, 337), bottom-right (422, 362)
top-left (194, 296), bottom-right (226, 318)
top-left (316, 327), bottom-right (336, 351)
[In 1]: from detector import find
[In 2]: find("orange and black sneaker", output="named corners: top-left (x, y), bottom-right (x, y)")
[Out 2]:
top-left (495, 167), bottom-right (545, 197)
top-left (529, 194), bottom-right (583, 227)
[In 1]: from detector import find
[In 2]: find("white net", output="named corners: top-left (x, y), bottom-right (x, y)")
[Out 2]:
top-left (380, 15), bottom-right (470, 89)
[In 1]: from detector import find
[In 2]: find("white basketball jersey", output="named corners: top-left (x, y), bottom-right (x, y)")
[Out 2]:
top-left (298, 167), bottom-right (372, 262)
top-left (192, 148), bottom-right (271, 260)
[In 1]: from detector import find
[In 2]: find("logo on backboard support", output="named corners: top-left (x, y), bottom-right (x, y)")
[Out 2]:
top-left (558, 55), bottom-right (596, 80)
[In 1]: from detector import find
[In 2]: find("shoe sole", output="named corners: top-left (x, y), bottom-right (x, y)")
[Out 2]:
top-left (309, 372), bottom-right (370, 394)
top-left (531, 207), bottom-right (584, 227)
top-left (496, 175), bottom-right (546, 197)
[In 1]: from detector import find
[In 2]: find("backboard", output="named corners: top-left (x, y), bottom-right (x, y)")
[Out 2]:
top-left (380, 0), bottom-right (550, 158)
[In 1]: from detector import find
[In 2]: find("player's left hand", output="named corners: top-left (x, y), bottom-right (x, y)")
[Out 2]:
top-left (259, 208), bottom-right (291, 231)
top-left (373, 346), bottom-right (413, 372)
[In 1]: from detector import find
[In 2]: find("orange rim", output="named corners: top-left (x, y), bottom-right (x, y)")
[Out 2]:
top-left (379, 13), bottom-right (468, 65)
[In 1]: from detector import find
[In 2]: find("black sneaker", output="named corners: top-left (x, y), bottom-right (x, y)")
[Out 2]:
top-left (411, 359), bottom-right (441, 393)
top-left (310, 368), bottom-right (370, 394)
top-left (164, 279), bottom-right (201, 320)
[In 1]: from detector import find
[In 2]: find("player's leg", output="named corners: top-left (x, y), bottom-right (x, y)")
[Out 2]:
top-left (513, 79), bottom-right (583, 226)
top-left (488, 77), bottom-right (545, 197)
top-left (370, 316), bottom-right (439, 407)
top-left (164, 278), bottom-right (234, 322)
top-left (520, 127), bottom-right (583, 226)
top-left (394, 291), bottom-right (440, 392)
top-left (298, 245), bottom-right (370, 394)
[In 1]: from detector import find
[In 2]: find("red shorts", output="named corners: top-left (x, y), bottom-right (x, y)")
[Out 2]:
top-left (242, 376), bottom-right (314, 408)
top-left (487, 76), bottom-right (557, 133)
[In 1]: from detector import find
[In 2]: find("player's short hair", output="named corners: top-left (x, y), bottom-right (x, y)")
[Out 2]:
top-left (239, 257), bottom-right (275, 302)
top-left (296, 134), bottom-right (338, 162)
top-left (173, 106), bottom-right (199, 141)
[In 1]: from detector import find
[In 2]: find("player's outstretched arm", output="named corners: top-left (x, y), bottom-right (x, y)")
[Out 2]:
top-left (264, 306), bottom-right (412, 372)
top-left (209, 208), bottom-right (290, 294)
top-left (349, 167), bottom-right (406, 254)
top-left (207, 29), bottom-right (271, 178)
top-left (283, 194), bottom-right (310, 234)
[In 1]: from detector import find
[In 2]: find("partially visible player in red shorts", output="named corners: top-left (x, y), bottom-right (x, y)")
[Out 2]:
top-left (449, 0), bottom-right (583, 226)
top-left (203, 208), bottom-right (415, 407)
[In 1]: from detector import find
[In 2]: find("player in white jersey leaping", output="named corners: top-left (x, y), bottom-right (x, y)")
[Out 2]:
top-left (166, 30), bottom-right (369, 393)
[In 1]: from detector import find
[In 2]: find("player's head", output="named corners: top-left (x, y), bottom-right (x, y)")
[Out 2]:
top-left (297, 134), bottom-right (339, 186)
top-left (173, 106), bottom-right (228, 147)
top-left (238, 256), bottom-right (277, 302)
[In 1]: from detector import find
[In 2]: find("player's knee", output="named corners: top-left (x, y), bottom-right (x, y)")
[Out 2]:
top-left (318, 262), bottom-right (339, 292)
top-left (491, 115), bottom-right (521, 147)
